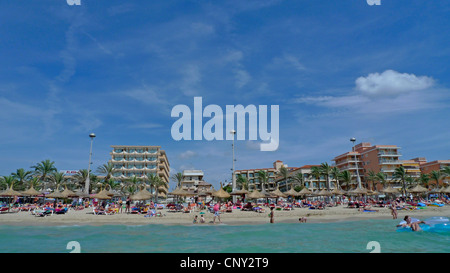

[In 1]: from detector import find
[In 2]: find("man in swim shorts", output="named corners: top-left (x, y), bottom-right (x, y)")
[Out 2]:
top-left (397, 215), bottom-right (426, 231)
top-left (213, 201), bottom-right (222, 224)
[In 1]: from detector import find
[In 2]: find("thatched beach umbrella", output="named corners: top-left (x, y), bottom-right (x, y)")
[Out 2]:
top-left (230, 189), bottom-right (249, 195)
top-left (298, 187), bottom-right (314, 197)
top-left (284, 186), bottom-right (300, 197)
top-left (92, 191), bottom-right (112, 200)
top-left (270, 186), bottom-right (287, 198)
top-left (0, 186), bottom-right (23, 212)
top-left (382, 186), bottom-right (400, 194)
top-left (331, 188), bottom-right (345, 195)
top-left (408, 184), bottom-right (428, 194)
top-left (45, 189), bottom-right (67, 199)
top-left (212, 185), bottom-right (231, 199)
top-left (130, 189), bottom-right (153, 201)
top-left (317, 189), bottom-right (332, 196)
top-left (61, 186), bottom-right (77, 198)
top-left (21, 186), bottom-right (42, 197)
top-left (248, 189), bottom-right (266, 200)
top-left (73, 189), bottom-right (90, 198)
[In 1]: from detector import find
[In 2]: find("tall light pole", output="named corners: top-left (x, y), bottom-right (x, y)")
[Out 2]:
top-left (85, 133), bottom-right (96, 194)
top-left (350, 137), bottom-right (362, 189)
top-left (230, 129), bottom-right (236, 203)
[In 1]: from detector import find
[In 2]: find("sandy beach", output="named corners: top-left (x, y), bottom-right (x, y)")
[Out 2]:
top-left (1, 205), bottom-right (449, 226)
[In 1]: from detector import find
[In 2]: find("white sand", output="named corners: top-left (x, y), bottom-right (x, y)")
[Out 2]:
top-left (1, 205), bottom-right (449, 226)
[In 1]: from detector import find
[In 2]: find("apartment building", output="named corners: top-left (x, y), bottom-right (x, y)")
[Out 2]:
top-left (333, 142), bottom-right (402, 190)
top-left (418, 159), bottom-right (450, 186)
top-left (180, 170), bottom-right (212, 193)
top-left (235, 160), bottom-right (289, 191)
top-left (109, 145), bottom-right (170, 193)
top-left (275, 165), bottom-right (329, 192)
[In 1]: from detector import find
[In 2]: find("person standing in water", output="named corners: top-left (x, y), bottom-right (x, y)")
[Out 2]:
top-left (269, 207), bottom-right (274, 223)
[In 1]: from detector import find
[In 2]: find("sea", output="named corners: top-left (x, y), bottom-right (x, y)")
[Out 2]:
top-left (0, 218), bottom-right (449, 253)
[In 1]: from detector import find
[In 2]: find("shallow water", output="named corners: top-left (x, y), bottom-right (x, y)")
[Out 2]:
top-left (0, 219), bottom-right (449, 253)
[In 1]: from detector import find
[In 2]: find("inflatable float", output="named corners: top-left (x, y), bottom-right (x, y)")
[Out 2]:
top-left (396, 216), bottom-right (450, 232)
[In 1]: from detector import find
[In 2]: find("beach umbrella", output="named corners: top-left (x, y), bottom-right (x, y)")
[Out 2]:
top-left (443, 186), bottom-right (450, 194)
top-left (317, 189), bottom-right (332, 196)
top-left (212, 185), bottom-right (231, 199)
top-left (61, 186), bottom-right (77, 198)
top-left (297, 187), bottom-right (314, 197)
top-left (407, 184), bottom-right (428, 194)
top-left (330, 188), bottom-right (345, 195)
top-left (45, 189), bottom-right (67, 199)
top-left (270, 186), bottom-right (287, 198)
top-left (230, 189), bottom-right (249, 195)
top-left (92, 191), bottom-right (112, 200)
top-left (21, 186), bottom-right (42, 196)
top-left (247, 189), bottom-right (266, 200)
top-left (382, 186), bottom-right (400, 194)
top-left (0, 186), bottom-right (23, 212)
top-left (130, 189), bottom-right (153, 201)
top-left (284, 186), bottom-right (301, 198)
top-left (73, 189), bottom-right (90, 198)
top-left (351, 187), bottom-right (368, 195)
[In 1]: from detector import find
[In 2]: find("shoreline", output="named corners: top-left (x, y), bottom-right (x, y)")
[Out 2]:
top-left (1, 206), bottom-right (449, 227)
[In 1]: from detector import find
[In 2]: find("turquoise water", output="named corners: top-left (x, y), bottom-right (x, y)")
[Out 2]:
top-left (0, 219), bottom-right (449, 253)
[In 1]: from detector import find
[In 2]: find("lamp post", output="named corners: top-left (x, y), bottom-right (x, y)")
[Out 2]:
top-left (350, 137), bottom-right (362, 189)
top-left (84, 133), bottom-right (96, 194)
top-left (230, 130), bottom-right (236, 203)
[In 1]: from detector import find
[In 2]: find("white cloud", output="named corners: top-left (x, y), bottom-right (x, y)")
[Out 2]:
top-left (178, 150), bottom-right (198, 160)
top-left (355, 70), bottom-right (434, 97)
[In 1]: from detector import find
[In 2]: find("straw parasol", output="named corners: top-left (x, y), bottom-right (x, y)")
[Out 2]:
top-left (317, 189), bottom-right (332, 196)
top-left (212, 184), bottom-right (231, 199)
top-left (130, 189), bottom-right (153, 201)
top-left (21, 186), bottom-right (42, 196)
top-left (330, 188), bottom-right (345, 195)
top-left (247, 189), bottom-right (266, 199)
top-left (297, 187), bottom-right (314, 196)
top-left (230, 189), bottom-right (249, 195)
top-left (92, 190), bottom-right (112, 200)
top-left (407, 184), bottom-right (428, 194)
top-left (0, 186), bottom-right (23, 212)
top-left (61, 186), bottom-right (77, 198)
top-left (351, 187), bottom-right (368, 195)
top-left (45, 189), bottom-right (67, 199)
top-left (443, 186), bottom-right (450, 194)
top-left (382, 186), bottom-right (400, 194)
top-left (269, 186), bottom-right (287, 198)
top-left (284, 186), bottom-right (301, 197)
top-left (73, 189), bottom-right (90, 198)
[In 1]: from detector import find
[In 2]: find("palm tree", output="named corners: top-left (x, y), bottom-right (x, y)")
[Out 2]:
top-left (30, 159), bottom-right (57, 185)
top-left (430, 170), bottom-right (441, 189)
top-left (375, 172), bottom-right (388, 188)
top-left (310, 166), bottom-right (322, 190)
top-left (149, 175), bottom-right (166, 202)
top-left (11, 168), bottom-right (32, 190)
top-left (441, 167), bottom-right (450, 185)
top-left (393, 166), bottom-right (409, 196)
top-left (331, 167), bottom-right (341, 190)
top-left (28, 176), bottom-right (42, 190)
top-left (365, 170), bottom-right (378, 191)
top-left (0, 175), bottom-right (18, 190)
top-left (279, 166), bottom-right (290, 190)
top-left (339, 170), bottom-right (352, 190)
top-left (256, 170), bottom-right (269, 192)
top-left (96, 162), bottom-right (114, 181)
top-left (418, 173), bottom-right (430, 188)
top-left (73, 169), bottom-right (96, 192)
top-left (236, 174), bottom-right (249, 190)
top-left (171, 172), bottom-right (183, 188)
top-left (319, 163), bottom-right (332, 190)
top-left (292, 172), bottom-right (306, 189)
top-left (48, 172), bottom-right (67, 192)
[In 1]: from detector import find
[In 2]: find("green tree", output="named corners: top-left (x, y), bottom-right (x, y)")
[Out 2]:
top-left (310, 166), bottom-right (322, 189)
top-left (331, 167), bottom-right (341, 190)
top-left (257, 170), bottom-right (269, 192)
top-left (236, 174), bottom-right (249, 190)
top-left (393, 166), bottom-right (409, 196)
top-left (376, 172), bottom-right (388, 188)
top-left (430, 170), bottom-right (441, 189)
top-left (418, 173), bottom-right (430, 188)
top-left (30, 159), bottom-right (57, 184)
top-left (339, 170), bottom-right (352, 190)
top-left (96, 162), bottom-right (114, 181)
top-left (0, 175), bottom-right (18, 190)
top-left (48, 172), bottom-right (67, 191)
top-left (11, 168), bottom-right (33, 190)
top-left (319, 163), bottom-right (333, 190)
top-left (279, 166), bottom-right (290, 190)
top-left (171, 172), bottom-right (183, 188)
top-left (365, 170), bottom-right (378, 191)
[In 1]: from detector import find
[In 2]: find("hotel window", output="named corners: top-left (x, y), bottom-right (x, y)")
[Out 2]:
top-left (114, 149), bottom-right (123, 153)
top-left (249, 173), bottom-right (254, 177)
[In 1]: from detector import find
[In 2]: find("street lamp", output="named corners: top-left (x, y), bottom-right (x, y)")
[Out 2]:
top-left (350, 137), bottom-right (362, 189)
top-left (85, 133), bottom-right (96, 194)
top-left (230, 129), bottom-right (236, 203)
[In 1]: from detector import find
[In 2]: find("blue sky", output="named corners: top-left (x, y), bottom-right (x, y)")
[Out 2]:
top-left (1, 0), bottom-right (449, 189)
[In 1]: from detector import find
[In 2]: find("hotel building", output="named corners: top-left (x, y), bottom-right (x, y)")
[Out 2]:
top-left (109, 145), bottom-right (170, 194)
top-left (418, 159), bottom-right (450, 186)
top-left (180, 170), bottom-right (212, 193)
top-left (235, 160), bottom-right (290, 191)
top-left (333, 142), bottom-right (403, 190)
top-left (275, 165), bottom-right (329, 192)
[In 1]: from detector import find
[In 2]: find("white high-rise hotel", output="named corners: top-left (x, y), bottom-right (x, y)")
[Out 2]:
top-left (109, 145), bottom-right (170, 194)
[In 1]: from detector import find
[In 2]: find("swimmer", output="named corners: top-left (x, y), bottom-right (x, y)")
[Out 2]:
top-left (396, 215), bottom-right (426, 231)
